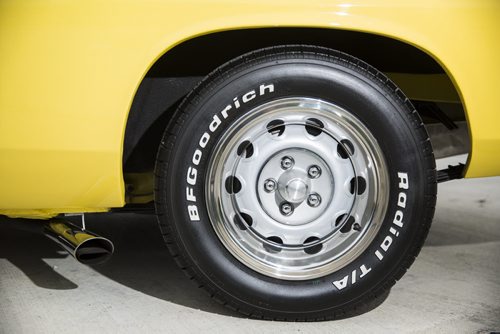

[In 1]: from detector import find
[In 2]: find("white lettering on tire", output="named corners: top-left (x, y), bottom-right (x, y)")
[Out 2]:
top-left (333, 172), bottom-right (409, 290)
top-left (187, 205), bottom-right (200, 221)
top-left (332, 264), bottom-right (372, 291)
top-left (184, 84), bottom-right (275, 221)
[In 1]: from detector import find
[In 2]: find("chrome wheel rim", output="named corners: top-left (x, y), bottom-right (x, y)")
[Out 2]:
top-left (206, 97), bottom-right (389, 280)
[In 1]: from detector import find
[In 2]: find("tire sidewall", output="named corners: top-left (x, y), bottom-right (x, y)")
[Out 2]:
top-left (158, 55), bottom-right (429, 314)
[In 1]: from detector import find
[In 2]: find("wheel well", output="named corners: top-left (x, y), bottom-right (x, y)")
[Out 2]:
top-left (123, 27), bottom-right (466, 176)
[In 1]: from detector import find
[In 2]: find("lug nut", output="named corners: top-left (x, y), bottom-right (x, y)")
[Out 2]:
top-left (281, 156), bottom-right (294, 170)
top-left (308, 165), bottom-right (322, 179)
top-left (307, 193), bottom-right (321, 207)
top-left (264, 179), bottom-right (277, 192)
top-left (280, 202), bottom-right (293, 216)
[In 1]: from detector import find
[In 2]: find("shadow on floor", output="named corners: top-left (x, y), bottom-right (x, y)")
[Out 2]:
top-left (1, 213), bottom-right (390, 319)
top-left (0, 224), bottom-right (78, 290)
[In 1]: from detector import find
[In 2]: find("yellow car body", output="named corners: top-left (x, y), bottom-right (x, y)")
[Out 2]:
top-left (0, 0), bottom-right (499, 218)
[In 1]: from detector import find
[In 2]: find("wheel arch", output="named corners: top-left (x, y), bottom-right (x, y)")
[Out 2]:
top-left (122, 27), bottom-right (466, 178)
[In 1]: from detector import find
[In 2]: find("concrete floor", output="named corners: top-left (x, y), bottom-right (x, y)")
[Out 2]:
top-left (1, 165), bottom-right (499, 333)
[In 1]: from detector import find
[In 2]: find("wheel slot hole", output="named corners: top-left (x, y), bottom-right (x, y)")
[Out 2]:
top-left (349, 176), bottom-right (367, 195)
top-left (335, 213), bottom-right (347, 227)
top-left (234, 212), bottom-right (253, 230)
top-left (337, 139), bottom-right (355, 158)
top-left (266, 119), bottom-right (285, 136)
top-left (338, 215), bottom-right (356, 233)
top-left (305, 118), bottom-right (324, 136)
top-left (225, 176), bottom-right (242, 194)
top-left (263, 236), bottom-right (283, 253)
top-left (237, 140), bottom-right (254, 158)
top-left (303, 236), bottom-right (323, 254)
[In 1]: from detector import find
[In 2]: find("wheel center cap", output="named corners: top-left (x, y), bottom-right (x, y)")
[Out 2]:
top-left (279, 177), bottom-right (308, 203)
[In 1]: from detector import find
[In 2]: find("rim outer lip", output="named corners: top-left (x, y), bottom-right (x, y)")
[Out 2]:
top-left (205, 97), bottom-right (389, 280)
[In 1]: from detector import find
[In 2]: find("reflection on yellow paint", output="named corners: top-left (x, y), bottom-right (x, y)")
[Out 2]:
top-left (0, 1), bottom-right (499, 218)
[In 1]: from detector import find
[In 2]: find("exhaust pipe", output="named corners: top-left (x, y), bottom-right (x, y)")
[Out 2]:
top-left (44, 219), bottom-right (114, 265)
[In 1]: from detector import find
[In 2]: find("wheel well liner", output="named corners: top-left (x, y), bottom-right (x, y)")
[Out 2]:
top-left (123, 27), bottom-right (461, 172)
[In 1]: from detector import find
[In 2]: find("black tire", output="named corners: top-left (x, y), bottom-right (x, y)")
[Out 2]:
top-left (155, 45), bottom-right (437, 320)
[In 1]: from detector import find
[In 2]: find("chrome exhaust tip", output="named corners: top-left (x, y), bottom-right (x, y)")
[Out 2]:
top-left (44, 220), bottom-right (114, 265)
